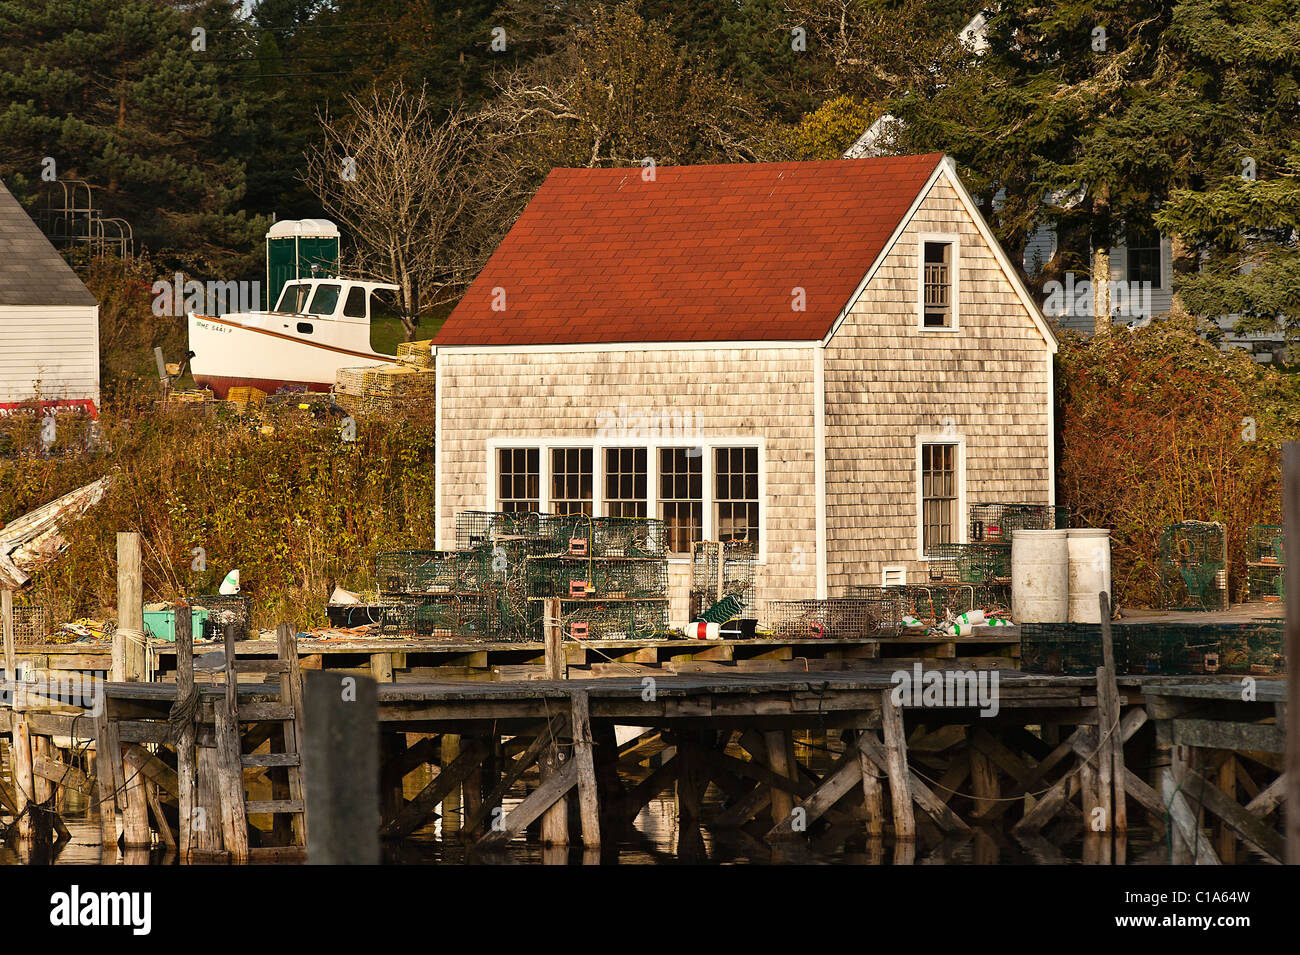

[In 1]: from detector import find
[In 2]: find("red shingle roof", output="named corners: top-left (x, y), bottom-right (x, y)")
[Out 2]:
top-left (434, 153), bottom-right (945, 347)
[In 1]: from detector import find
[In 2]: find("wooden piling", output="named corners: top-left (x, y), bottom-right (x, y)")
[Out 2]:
top-left (216, 625), bottom-right (249, 861)
top-left (175, 604), bottom-right (197, 861)
top-left (11, 715), bottom-right (34, 840)
top-left (879, 691), bottom-right (916, 839)
top-left (114, 532), bottom-right (146, 682)
top-left (1, 588), bottom-right (15, 681)
top-left (764, 730), bottom-right (796, 826)
top-left (1284, 441), bottom-right (1300, 864)
top-left (543, 597), bottom-right (564, 680)
top-left (302, 670), bottom-right (380, 864)
top-left (121, 746), bottom-right (152, 847)
top-left (1099, 591), bottom-right (1126, 833)
top-left (570, 689), bottom-right (600, 848)
top-left (441, 734), bottom-right (462, 836)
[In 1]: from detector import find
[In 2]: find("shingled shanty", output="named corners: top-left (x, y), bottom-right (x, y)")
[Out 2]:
top-left (0, 179), bottom-right (100, 413)
top-left (432, 154), bottom-right (1058, 620)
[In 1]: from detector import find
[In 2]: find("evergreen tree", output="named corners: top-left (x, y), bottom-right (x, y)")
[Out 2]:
top-left (0, 0), bottom-right (269, 276)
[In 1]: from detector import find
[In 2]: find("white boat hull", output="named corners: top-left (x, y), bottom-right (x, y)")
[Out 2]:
top-left (188, 313), bottom-right (396, 398)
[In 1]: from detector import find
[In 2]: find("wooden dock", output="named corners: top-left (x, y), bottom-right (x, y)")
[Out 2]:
top-left (16, 629), bottom-right (1022, 683)
top-left (0, 623), bottom-right (1287, 864)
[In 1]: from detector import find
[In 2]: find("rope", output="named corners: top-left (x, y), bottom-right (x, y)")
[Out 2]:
top-left (116, 628), bottom-right (155, 683)
top-left (167, 685), bottom-right (200, 742)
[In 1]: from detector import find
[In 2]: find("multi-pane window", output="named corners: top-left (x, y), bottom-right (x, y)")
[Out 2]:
top-left (550, 448), bottom-right (593, 515)
top-left (659, 448), bottom-right (703, 554)
top-left (714, 446), bottom-right (759, 545)
top-left (922, 241), bottom-right (953, 328)
top-left (603, 448), bottom-right (647, 518)
top-left (1126, 231), bottom-right (1162, 288)
top-left (498, 448), bottom-right (539, 513)
top-left (921, 443), bottom-right (958, 554)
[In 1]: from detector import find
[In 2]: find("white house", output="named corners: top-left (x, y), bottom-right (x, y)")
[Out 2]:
top-left (0, 181), bottom-right (100, 414)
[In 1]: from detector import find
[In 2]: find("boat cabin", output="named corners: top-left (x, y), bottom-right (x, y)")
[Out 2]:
top-left (265, 277), bottom-right (399, 352)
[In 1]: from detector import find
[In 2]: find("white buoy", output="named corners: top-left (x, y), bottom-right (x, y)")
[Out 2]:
top-left (1011, 529), bottom-right (1069, 623)
top-left (219, 569), bottom-right (240, 595)
top-left (1067, 528), bottom-right (1112, 623)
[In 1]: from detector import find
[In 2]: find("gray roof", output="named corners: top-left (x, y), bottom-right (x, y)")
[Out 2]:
top-left (0, 180), bottom-right (97, 307)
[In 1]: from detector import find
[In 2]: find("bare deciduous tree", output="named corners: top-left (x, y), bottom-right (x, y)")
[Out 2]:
top-left (301, 82), bottom-right (521, 341)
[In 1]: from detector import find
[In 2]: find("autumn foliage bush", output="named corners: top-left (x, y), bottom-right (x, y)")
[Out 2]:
top-left (0, 389), bottom-right (436, 630)
top-left (1055, 317), bottom-right (1300, 607)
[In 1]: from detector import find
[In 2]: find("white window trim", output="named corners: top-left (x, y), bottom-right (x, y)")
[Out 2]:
top-left (915, 433), bottom-right (967, 560)
top-left (916, 232), bottom-right (960, 332)
top-left (484, 436), bottom-right (767, 563)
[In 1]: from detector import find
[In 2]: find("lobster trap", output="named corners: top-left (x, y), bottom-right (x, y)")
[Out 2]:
top-left (376, 550), bottom-right (479, 595)
top-left (527, 555), bottom-right (668, 601)
top-left (1246, 525), bottom-right (1285, 601)
top-left (1156, 521), bottom-right (1228, 611)
top-left (1019, 623), bottom-right (1117, 676)
top-left (850, 583), bottom-right (1011, 625)
top-left (539, 514), bottom-right (666, 558)
top-left (8, 604), bottom-right (50, 649)
top-left (1246, 525), bottom-right (1284, 564)
top-left (968, 503), bottom-right (1069, 543)
top-left (1124, 621), bottom-right (1283, 676)
top-left (540, 598), bottom-right (671, 641)
top-left (925, 543), bottom-right (1012, 584)
top-left (190, 594), bottom-right (252, 640)
top-left (1247, 563), bottom-right (1285, 600)
top-left (456, 510), bottom-right (547, 550)
top-left (689, 540), bottom-right (757, 620)
top-left (767, 597), bottom-right (904, 640)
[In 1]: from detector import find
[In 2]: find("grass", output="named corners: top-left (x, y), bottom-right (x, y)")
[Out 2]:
top-left (369, 303), bottom-right (453, 354)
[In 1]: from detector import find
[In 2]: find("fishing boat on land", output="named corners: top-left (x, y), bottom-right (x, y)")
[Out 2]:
top-left (188, 277), bottom-right (400, 398)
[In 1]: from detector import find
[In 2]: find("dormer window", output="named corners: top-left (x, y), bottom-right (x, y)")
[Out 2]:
top-left (921, 239), bottom-right (955, 328)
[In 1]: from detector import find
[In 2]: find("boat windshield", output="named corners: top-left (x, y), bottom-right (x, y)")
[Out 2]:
top-left (308, 283), bottom-right (342, 316)
top-left (276, 282), bottom-right (312, 313)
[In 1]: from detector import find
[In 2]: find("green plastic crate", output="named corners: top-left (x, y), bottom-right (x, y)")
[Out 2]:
top-left (142, 607), bottom-right (210, 642)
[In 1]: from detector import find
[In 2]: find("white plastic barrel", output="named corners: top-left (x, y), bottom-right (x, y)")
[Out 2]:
top-left (1011, 529), bottom-right (1070, 623)
top-left (1067, 528), bottom-right (1112, 623)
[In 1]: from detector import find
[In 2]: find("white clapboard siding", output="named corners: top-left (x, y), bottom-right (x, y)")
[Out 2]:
top-left (0, 306), bottom-right (101, 405)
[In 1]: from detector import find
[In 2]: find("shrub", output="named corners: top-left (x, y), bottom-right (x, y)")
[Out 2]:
top-left (1055, 316), bottom-right (1300, 607)
top-left (1, 389), bottom-right (436, 630)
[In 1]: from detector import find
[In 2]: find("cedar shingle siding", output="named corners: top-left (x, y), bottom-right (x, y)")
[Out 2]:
top-left (823, 176), bottom-right (1051, 591)
top-left (436, 348), bottom-right (819, 622)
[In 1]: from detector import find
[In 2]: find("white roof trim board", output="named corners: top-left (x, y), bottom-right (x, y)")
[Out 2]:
top-left (820, 158), bottom-right (1058, 353)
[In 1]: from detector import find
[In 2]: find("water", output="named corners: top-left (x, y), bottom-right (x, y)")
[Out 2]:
top-left (1, 736), bottom-right (1273, 865)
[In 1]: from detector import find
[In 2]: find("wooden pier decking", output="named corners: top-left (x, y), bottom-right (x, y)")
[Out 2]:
top-left (0, 634), bottom-right (1287, 863)
top-left (14, 630), bottom-right (1022, 683)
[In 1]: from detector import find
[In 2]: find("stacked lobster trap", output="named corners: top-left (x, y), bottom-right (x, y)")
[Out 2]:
top-left (1156, 521), bottom-right (1228, 611)
top-left (689, 540), bottom-right (757, 622)
top-left (372, 510), bottom-right (671, 640)
top-left (924, 502), bottom-right (1066, 589)
top-left (1245, 525), bottom-right (1285, 601)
